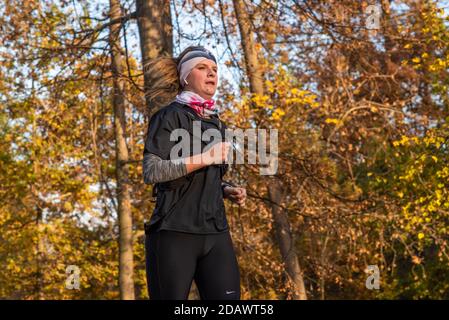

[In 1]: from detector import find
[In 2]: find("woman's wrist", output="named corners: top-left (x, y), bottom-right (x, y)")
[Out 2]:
top-left (185, 141), bottom-right (230, 174)
top-left (222, 184), bottom-right (232, 198)
top-left (185, 153), bottom-right (207, 173)
top-left (221, 181), bottom-right (234, 199)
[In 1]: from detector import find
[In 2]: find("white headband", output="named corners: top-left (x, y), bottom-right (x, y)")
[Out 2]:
top-left (177, 48), bottom-right (218, 87)
top-left (179, 57), bottom-right (210, 87)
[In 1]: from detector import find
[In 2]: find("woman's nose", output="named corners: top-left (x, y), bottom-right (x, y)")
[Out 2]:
top-left (208, 70), bottom-right (215, 77)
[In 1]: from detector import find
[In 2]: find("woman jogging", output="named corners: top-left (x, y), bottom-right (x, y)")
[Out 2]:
top-left (142, 45), bottom-right (247, 300)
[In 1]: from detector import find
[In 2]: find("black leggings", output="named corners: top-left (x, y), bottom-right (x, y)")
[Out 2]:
top-left (145, 229), bottom-right (241, 300)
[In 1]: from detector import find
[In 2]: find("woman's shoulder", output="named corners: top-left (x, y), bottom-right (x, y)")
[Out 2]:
top-left (149, 101), bottom-right (193, 129)
top-left (154, 100), bottom-right (191, 118)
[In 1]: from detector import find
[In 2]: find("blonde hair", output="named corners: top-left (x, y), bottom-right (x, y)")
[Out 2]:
top-left (143, 46), bottom-right (198, 113)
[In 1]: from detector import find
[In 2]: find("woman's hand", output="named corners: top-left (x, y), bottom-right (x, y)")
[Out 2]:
top-left (223, 186), bottom-right (247, 206)
top-left (202, 141), bottom-right (231, 165)
top-left (185, 141), bottom-right (231, 173)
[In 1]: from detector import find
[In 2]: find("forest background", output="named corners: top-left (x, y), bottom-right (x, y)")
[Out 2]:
top-left (0, 0), bottom-right (448, 299)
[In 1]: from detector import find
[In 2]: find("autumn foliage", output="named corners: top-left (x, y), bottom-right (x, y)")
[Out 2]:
top-left (0, 0), bottom-right (448, 299)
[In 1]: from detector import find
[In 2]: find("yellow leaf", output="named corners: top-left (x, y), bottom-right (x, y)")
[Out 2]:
top-left (64, 202), bottom-right (73, 212)
top-left (412, 255), bottom-right (422, 264)
top-left (325, 118), bottom-right (342, 125)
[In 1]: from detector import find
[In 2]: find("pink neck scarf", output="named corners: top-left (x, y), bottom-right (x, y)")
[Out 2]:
top-left (174, 90), bottom-right (218, 117)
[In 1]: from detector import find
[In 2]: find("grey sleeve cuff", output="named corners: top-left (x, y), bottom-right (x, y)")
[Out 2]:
top-left (221, 181), bottom-right (236, 199)
top-left (143, 152), bottom-right (188, 184)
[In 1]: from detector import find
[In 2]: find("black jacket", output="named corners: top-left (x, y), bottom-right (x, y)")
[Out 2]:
top-left (143, 101), bottom-right (230, 234)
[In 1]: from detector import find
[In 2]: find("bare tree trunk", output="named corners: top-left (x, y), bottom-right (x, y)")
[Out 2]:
top-left (232, 0), bottom-right (307, 300)
top-left (109, 0), bottom-right (135, 300)
top-left (232, 0), bottom-right (265, 95)
top-left (136, 0), bottom-right (173, 113)
top-left (134, 0), bottom-right (173, 300)
top-left (268, 180), bottom-right (307, 300)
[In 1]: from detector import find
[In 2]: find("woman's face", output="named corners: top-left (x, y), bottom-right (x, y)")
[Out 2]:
top-left (184, 59), bottom-right (218, 100)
